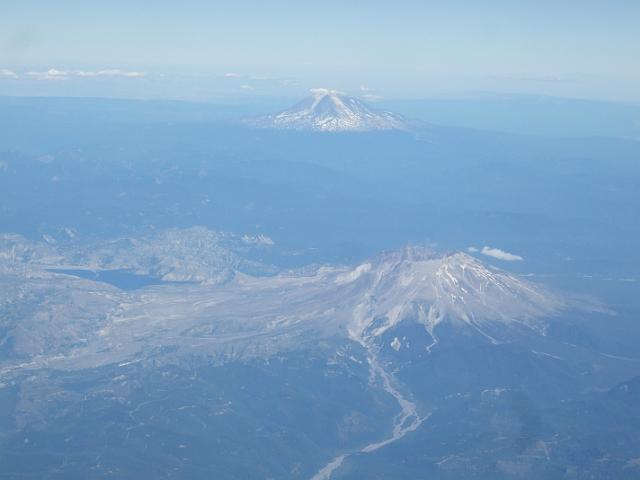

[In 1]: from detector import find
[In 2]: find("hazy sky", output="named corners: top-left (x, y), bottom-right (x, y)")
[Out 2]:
top-left (1, 0), bottom-right (639, 101)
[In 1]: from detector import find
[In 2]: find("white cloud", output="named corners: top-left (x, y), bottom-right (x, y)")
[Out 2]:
top-left (223, 72), bottom-right (242, 78)
top-left (480, 246), bottom-right (523, 262)
top-left (310, 87), bottom-right (343, 96)
top-left (46, 68), bottom-right (68, 77)
top-left (0, 69), bottom-right (18, 79)
top-left (26, 68), bottom-right (145, 80)
top-left (27, 68), bottom-right (69, 80)
top-left (75, 69), bottom-right (145, 78)
top-left (240, 84), bottom-right (254, 90)
top-left (467, 246), bottom-right (479, 253)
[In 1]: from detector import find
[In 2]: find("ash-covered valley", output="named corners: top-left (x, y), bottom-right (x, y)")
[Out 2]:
top-left (1, 227), bottom-right (639, 479)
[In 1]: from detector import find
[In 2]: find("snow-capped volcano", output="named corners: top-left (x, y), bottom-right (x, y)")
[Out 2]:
top-left (331, 247), bottom-right (566, 344)
top-left (248, 88), bottom-right (407, 132)
top-left (2, 234), bottom-right (579, 371)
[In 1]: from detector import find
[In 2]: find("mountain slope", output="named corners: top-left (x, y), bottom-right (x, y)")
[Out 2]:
top-left (0, 239), bottom-right (573, 373)
top-left (332, 247), bottom-right (566, 346)
top-left (247, 88), bottom-right (407, 132)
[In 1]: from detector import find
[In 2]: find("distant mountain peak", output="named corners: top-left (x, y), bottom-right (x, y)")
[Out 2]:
top-left (246, 88), bottom-right (408, 132)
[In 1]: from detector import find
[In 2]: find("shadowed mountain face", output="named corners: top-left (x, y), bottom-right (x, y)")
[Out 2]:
top-left (247, 88), bottom-right (408, 131)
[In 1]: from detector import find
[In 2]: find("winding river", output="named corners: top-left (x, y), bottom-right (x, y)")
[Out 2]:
top-left (310, 345), bottom-right (426, 480)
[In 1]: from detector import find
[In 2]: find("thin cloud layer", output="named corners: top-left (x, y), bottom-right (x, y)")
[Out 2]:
top-left (25, 68), bottom-right (146, 80)
top-left (26, 68), bottom-right (68, 80)
top-left (75, 69), bottom-right (145, 78)
top-left (0, 69), bottom-right (18, 79)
